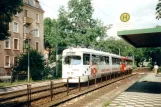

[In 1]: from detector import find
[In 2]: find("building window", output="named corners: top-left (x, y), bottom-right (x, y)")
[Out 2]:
top-left (34, 29), bottom-right (39, 37)
top-left (25, 10), bottom-right (27, 17)
top-left (36, 14), bottom-right (39, 23)
top-left (13, 57), bottom-right (18, 66)
top-left (13, 22), bottom-right (19, 33)
top-left (13, 38), bottom-right (19, 50)
top-left (5, 56), bottom-right (10, 67)
top-left (35, 42), bottom-right (39, 51)
top-left (4, 39), bottom-right (11, 49)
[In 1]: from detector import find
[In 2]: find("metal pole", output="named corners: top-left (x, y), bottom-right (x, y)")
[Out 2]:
top-left (119, 48), bottom-right (120, 56)
top-left (50, 81), bottom-right (53, 101)
top-left (95, 75), bottom-right (96, 85)
top-left (55, 22), bottom-right (58, 77)
top-left (27, 84), bottom-right (31, 107)
top-left (106, 73), bottom-right (107, 81)
top-left (67, 78), bottom-right (69, 95)
top-left (78, 77), bottom-right (81, 91)
top-left (27, 39), bottom-right (30, 82)
top-left (88, 75), bottom-right (89, 88)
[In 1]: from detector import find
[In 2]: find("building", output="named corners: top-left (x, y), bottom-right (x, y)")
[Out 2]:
top-left (0, 0), bottom-right (44, 76)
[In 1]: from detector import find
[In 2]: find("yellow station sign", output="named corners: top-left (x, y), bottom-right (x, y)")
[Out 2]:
top-left (120, 13), bottom-right (130, 22)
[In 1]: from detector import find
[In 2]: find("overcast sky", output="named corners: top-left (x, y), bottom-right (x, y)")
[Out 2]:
top-left (38, 0), bottom-right (161, 37)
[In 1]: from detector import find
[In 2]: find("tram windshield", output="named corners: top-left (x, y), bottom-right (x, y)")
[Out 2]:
top-left (64, 56), bottom-right (81, 65)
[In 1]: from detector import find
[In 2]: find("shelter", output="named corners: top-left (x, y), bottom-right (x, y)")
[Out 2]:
top-left (117, 27), bottom-right (161, 47)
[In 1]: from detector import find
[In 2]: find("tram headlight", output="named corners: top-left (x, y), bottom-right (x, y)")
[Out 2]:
top-left (67, 72), bottom-right (70, 75)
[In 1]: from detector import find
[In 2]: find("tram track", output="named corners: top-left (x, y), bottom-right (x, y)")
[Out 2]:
top-left (44, 72), bottom-right (139, 107)
top-left (0, 82), bottom-right (67, 107)
top-left (0, 71), bottom-right (140, 107)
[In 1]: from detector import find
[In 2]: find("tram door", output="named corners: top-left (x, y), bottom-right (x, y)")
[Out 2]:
top-left (83, 54), bottom-right (91, 76)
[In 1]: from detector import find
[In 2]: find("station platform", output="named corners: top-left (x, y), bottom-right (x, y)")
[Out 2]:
top-left (108, 73), bottom-right (161, 107)
top-left (0, 79), bottom-right (62, 94)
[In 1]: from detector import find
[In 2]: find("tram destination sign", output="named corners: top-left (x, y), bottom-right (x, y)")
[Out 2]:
top-left (66, 52), bottom-right (76, 55)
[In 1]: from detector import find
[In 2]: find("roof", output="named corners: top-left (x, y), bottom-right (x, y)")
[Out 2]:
top-left (117, 27), bottom-right (161, 48)
top-left (24, 0), bottom-right (44, 11)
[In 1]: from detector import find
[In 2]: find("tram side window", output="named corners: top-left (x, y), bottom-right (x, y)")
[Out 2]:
top-left (116, 58), bottom-right (120, 65)
top-left (112, 58), bottom-right (116, 64)
top-left (105, 56), bottom-right (109, 64)
top-left (100, 56), bottom-right (106, 65)
top-left (92, 55), bottom-right (99, 65)
top-left (83, 54), bottom-right (90, 65)
top-left (112, 58), bottom-right (120, 65)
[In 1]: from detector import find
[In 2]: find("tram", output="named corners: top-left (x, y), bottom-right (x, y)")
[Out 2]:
top-left (62, 47), bottom-right (133, 83)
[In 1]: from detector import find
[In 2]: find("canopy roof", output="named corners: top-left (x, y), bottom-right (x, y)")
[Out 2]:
top-left (117, 27), bottom-right (161, 48)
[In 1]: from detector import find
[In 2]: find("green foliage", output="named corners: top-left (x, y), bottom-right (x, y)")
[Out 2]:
top-left (13, 50), bottom-right (45, 80)
top-left (158, 66), bottom-right (161, 72)
top-left (96, 37), bottom-right (134, 56)
top-left (44, 0), bottom-right (107, 56)
top-left (0, 0), bottom-right (23, 40)
top-left (156, 0), bottom-right (161, 20)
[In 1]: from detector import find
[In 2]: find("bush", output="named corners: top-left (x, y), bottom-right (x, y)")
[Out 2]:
top-left (13, 50), bottom-right (45, 81)
top-left (158, 67), bottom-right (161, 73)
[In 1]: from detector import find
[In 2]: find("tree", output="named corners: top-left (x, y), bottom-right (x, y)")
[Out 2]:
top-left (44, 0), bottom-right (108, 58)
top-left (66, 0), bottom-right (107, 47)
top-left (13, 50), bottom-right (45, 80)
top-left (0, 0), bottom-right (23, 40)
top-left (96, 37), bottom-right (134, 56)
top-left (156, 0), bottom-right (161, 20)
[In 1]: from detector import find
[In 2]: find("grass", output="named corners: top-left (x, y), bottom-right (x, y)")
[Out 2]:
top-left (103, 101), bottom-right (110, 107)
top-left (0, 80), bottom-right (31, 88)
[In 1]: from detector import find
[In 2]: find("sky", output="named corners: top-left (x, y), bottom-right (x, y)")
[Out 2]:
top-left (38, 0), bottom-right (161, 37)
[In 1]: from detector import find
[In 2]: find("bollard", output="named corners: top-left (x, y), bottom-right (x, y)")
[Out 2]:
top-left (88, 75), bottom-right (89, 88)
top-left (78, 77), bottom-right (81, 91)
top-left (109, 72), bottom-right (111, 80)
top-left (106, 73), bottom-right (107, 81)
top-left (67, 78), bottom-right (69, 95)
top-left (50, 81), bottom-right (53, 101)
top-left (27, 84), bottom-right (31, 107)
top-left (95, 75), bottom-right (97, 85)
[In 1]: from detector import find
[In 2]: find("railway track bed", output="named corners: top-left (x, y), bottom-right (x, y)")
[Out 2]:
top-left (0, 72), bottom-right (145, 107)
top-left (45, 73), bottom-right (144, 107)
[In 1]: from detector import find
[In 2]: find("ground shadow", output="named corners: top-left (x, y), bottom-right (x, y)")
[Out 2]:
top-left (125, 81), bottom-right (161, 94)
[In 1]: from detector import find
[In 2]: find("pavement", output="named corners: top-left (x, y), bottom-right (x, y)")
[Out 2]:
top-left (108, 73), bottom-right (161, 107)
top-left (0, 79), bottom-right (62, 94)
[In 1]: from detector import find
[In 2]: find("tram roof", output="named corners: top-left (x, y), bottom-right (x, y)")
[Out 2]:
top-left (117, 27), bottom-right (161, 48)
top-left (63, 48), bottom-right (122, 58)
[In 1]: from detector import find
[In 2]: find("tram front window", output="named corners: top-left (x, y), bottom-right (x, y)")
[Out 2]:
top-left (64, 56), bottom-right (81, 65)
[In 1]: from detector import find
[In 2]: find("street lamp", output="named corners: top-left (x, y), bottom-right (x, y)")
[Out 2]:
top-left (26, 29), bottom-right (38, 82)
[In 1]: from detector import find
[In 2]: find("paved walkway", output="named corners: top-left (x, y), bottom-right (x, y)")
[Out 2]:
top-left (108, 73), bottom-right (161, 107)
top-left (0, 79), bottom-right (62, 94)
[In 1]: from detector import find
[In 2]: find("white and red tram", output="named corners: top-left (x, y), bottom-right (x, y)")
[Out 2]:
top-left (62, 47), bottom-right (133, 83)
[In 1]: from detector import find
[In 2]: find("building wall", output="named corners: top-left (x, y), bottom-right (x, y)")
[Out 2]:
top-left (0, 0), bottom-right (44, 76)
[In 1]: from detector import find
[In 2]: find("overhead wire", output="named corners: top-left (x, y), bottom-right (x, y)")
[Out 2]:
top-left (92, 3), bottom-right (109, 17)
top-left (39, 1), bottom-right (58, 12)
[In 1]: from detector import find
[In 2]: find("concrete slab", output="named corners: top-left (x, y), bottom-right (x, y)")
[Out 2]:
top-left (108, 73), bottom-right (161, 107)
